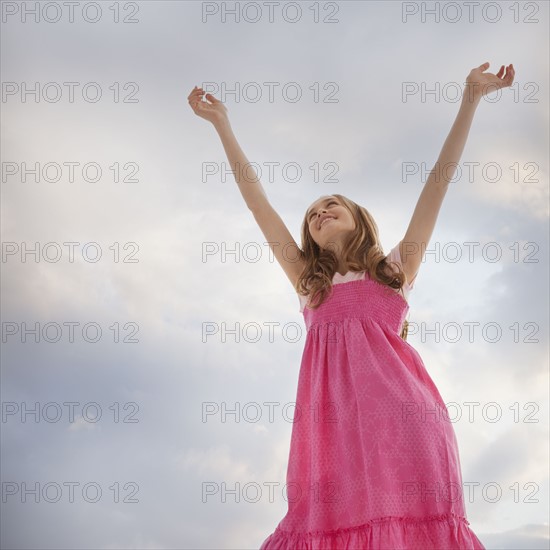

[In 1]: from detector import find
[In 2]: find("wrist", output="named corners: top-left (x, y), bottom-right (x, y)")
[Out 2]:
top-left (214, 116), bottom-right (231, 133)
top-left (462, 85), bottom-right (482, 105)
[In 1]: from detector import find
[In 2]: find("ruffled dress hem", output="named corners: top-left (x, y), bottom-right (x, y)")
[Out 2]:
top-left (260, 512), bottom-right (485, 550)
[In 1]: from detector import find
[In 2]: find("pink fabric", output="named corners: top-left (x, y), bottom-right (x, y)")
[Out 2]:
top-left (261, 243), bottom-right (485, 549)
top-left (298, 245), bottom-right (416, 313)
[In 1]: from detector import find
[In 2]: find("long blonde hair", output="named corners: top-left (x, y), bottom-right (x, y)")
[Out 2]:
top-left (295, 194), bottom-right (410, 340)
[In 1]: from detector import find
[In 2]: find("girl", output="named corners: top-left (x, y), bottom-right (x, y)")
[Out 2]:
top-left (188, 61), bottom-right (515, 549)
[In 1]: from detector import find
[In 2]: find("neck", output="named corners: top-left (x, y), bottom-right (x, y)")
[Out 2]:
top-left (336, 262), bottom-right (350, 276)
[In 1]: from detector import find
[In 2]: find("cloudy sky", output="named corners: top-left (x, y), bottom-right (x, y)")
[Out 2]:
top-left (1, 0), bottom-right (548, 548)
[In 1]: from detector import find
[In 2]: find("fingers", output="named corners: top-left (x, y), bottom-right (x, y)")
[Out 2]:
top-left (188, 86), bottom-right (206, 111)
top-left (496, 64), bottom-right (514, 83)
top-left (504, 64), bottom-right (515, 84)
top-left (492, 64), bottom-right (514, 89)
top-left (188, 86), bottom-right (205, 100)
top-left (187, 86), bottom-right (225, 115)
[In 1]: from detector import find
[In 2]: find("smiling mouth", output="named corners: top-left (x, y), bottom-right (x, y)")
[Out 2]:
top-left (320, 217), bottom-right (336, 229)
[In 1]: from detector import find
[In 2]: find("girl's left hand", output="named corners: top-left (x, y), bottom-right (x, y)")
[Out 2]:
top-left (465, 62), bottom-right (515, 99)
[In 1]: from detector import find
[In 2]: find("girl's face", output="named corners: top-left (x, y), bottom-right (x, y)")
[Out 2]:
top-left (306, 196), bottom-right (356, 250)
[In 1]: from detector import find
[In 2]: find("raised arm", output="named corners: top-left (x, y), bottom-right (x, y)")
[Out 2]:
top-left (188, 86), bottom-right (306, 287)
top-left (399, 62), bottom-right (515, 284)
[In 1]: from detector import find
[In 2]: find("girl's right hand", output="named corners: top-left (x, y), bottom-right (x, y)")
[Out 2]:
top-left (188, 86), bottom-right (229, 126)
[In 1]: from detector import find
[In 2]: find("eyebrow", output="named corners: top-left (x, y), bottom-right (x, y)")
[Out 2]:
top-left (306, 197), bottom-right (336, 220)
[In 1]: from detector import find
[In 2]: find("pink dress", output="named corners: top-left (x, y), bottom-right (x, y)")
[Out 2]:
top-left (259, 243), bottom-right (485, 549)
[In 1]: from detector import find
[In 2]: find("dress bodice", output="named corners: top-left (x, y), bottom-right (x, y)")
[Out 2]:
top-left (297, 243), bottom-right (415, 335)
top-left (302, 275), bottom-right (410, 335)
